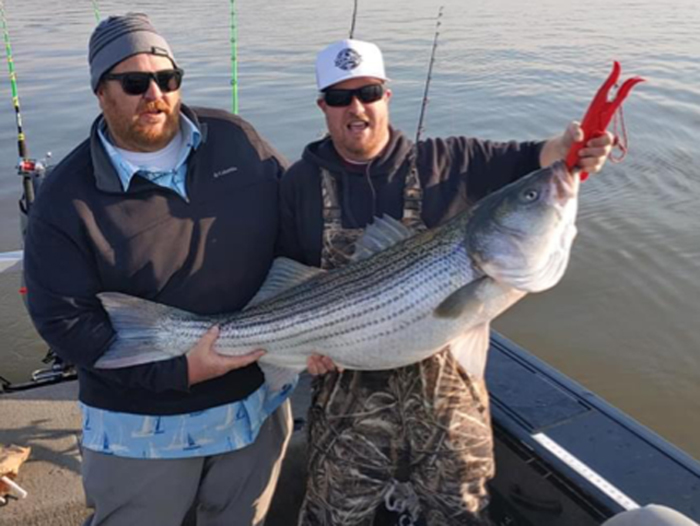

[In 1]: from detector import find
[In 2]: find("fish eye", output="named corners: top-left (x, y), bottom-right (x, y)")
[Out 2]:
top-left (521, 188), bottom-right (539, 202)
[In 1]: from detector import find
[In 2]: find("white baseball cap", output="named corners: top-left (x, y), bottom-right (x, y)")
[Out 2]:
top-left (315, 39), bottom-right (389, 91)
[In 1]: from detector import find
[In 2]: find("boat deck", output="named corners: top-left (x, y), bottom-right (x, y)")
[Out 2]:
top-left (2, 336), bottom-right (699, 525)
top-left (0, 377), bottom-right (313, 526)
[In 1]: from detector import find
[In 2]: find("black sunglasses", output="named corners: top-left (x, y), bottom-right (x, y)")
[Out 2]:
top-left (323, 84), bottom-right (386, 107)
top-left (102, 68), bottom-right (184, 96)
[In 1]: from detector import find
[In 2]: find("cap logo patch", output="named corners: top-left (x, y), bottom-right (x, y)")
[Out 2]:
top-left (150, 46), bottom-right (169, 56)
top-left (335, 48), bottom-right (362, 71)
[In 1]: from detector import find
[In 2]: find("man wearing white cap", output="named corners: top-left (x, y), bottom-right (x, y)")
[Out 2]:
top-left (279, 39), bottom-right (615, 525)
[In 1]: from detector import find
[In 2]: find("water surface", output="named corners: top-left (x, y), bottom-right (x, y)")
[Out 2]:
top-left (1, 0), bottom-right (698, 459)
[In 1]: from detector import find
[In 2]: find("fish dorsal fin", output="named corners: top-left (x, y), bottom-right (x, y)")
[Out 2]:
top-left (246, 257), bottom-right (326, 308)
top-left (351, 215), bottom-right (415, 262)
top-left (259, 363), bottom-right (301, 393)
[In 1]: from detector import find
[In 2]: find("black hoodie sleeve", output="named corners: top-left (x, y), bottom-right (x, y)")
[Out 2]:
top-left (420, 136), bottom-right (544, 199)
top-left (277, 159), bottom-right (324, 267)
top-left (414, 136), bottom-right (544, 225)
top-left (453, 137), bottom-right (544, 201)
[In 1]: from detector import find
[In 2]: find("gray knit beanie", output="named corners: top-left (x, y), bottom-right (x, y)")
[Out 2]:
top-left (88, 13), bottom-right (177, 92)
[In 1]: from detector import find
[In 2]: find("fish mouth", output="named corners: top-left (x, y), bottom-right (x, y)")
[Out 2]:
top-left (551, 161), bottom-right (579, 204)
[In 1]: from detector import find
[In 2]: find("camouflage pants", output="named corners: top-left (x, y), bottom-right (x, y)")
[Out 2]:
top-left (297, 349), bottom-right (494, 526)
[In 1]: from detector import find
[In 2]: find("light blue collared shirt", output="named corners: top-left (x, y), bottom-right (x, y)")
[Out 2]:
top-left (98, 113), bottom-right (201, 200)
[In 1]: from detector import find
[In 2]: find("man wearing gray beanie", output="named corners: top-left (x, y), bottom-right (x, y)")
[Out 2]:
top-left (23, 12), bottom-right (305, 526)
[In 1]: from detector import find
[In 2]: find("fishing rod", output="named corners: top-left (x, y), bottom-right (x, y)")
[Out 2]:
top-left (1, 0), bottom-right (51, 233)
top-left (90, 0), bottom-right (101, 23)
top-left (0, 2), bottom-right (71, 394)
top-left (349, 0), bottom-right (358, 39)
top-left (230, 0), bottom-right (238, 114)
top-left (0, 0), bottom-right (42, 209)
top-left (415, 6), bottom-right (443, 144)
top-left (401, 7), bottom-right (445, 235)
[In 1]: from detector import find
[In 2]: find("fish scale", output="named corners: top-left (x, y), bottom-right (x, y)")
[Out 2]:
top-left (217, 230), bottom-right (472, 350)
top-left (233, 228), bottom-right (463, 329)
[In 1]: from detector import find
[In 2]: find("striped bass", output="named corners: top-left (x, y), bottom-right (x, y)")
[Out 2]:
top-left (95, 161), bottom-right (579, 390)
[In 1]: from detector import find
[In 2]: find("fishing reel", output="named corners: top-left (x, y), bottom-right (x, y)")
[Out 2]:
top-left (17, 151), bottom-right (52, 219)
top-left (17, 154), bottom-right (49, 175)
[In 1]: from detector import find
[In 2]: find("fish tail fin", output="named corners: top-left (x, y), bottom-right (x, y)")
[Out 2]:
top-left (95, 292), bottom-right (187, 369)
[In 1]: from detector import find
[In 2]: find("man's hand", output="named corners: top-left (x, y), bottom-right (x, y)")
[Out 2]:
top-left (307, 353), bottom-right (338, 376)
top-left (186, 326), bottom-right (266, 386)
top-left (540, 121), bottom-right (614, 175)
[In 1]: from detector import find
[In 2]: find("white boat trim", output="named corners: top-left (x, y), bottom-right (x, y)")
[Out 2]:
top-left (532, 432), bottom-right (641, 511)
top-left (0, 250), bottom-right (23, 274)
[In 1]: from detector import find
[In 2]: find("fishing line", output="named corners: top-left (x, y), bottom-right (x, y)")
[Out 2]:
top-left (402, 7), bottom-right (445, 233)
top-left (349, 0), bottom-right (358, 39)
top-left (415, 6), bottom-right (443, 144)
top-left (230, 0), bottom-right (238, 114)
top-left (90, 0), bottom-right (101, 23)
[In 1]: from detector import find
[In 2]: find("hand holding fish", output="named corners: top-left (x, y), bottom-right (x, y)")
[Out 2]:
top-left (186, 325), bottom-right (266, 386)
top-left (540, 121), bottom-right (614, 175)
top-left (307, 353), bottom-right (339, 376)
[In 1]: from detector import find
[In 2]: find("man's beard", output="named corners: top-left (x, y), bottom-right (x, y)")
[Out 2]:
top-left (105, 99), bottom-right (181, 152)
top-left (129, 101), bottom-right (181, 150)
top-left (337, 127), bottom-right (388, 162)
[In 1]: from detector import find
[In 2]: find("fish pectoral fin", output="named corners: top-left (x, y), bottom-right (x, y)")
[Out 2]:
top-left (434, 278), bottom-right (489, 319)
top-left (259, 363), bottom-right (300, 393)
top-left (350, 215), bottom-right (415, 262)
top-left (246, 257), bottom-right (327, 308)
top-left (448, 323), bottom-right (491, 378)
